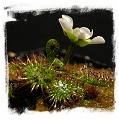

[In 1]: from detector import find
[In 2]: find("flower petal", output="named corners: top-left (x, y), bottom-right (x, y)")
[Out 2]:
top-left (90, 36), bottom-right (105, 44)
top-left (62, 15), bottom-right (73, 28)
top-left (73, 27), bottom-right (81, 38)
top-left (79, 27), bottom-right (93, 39)
top-left (59, 18), bottom-right (72, 32)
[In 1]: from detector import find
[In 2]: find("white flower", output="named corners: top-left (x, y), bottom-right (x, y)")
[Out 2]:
top-left (58, 15), bottom-right (105, 47)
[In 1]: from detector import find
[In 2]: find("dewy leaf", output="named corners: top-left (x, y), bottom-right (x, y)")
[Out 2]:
top-left (47, 55), bottom-right (55, 63)
top-left (46, 39), bottom-right (60, 63)
top-left (52, 58), bottom-right (64, 70)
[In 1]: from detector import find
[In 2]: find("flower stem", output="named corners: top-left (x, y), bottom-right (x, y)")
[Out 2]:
top-left (63, 42), bottom-right (74, 65)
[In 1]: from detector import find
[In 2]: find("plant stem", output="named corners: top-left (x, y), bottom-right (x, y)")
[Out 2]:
top-left (63, 42), bottom-right (74, 65)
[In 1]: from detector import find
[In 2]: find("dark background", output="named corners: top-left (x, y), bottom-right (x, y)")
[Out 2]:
top-left (6, 7), bottom-right (114, 67)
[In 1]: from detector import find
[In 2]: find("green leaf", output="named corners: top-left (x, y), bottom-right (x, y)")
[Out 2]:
top-left (52, 58), bottom-right (64, 70)
top-left (47, 55), bottom-right (55, 63)
top-left (46, 39), bottom-right (60, 63)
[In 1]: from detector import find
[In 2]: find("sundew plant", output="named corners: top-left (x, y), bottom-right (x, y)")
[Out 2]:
top-left (8, 14), bottom-right (114, 113)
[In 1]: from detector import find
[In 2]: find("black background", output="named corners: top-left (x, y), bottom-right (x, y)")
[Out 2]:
top-left (6, 7), bottom-right (114, 67)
